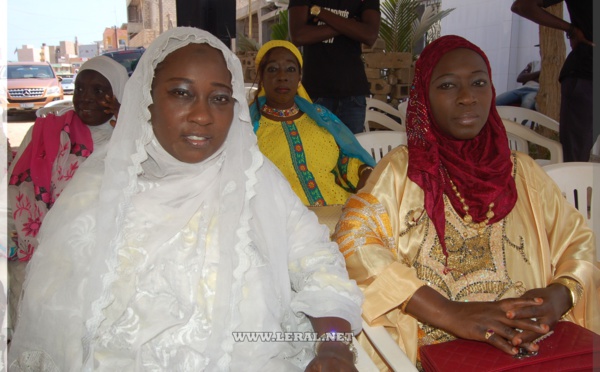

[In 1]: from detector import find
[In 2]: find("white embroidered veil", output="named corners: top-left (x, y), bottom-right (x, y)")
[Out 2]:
top-left (9, 27), bottom-right (263, 370)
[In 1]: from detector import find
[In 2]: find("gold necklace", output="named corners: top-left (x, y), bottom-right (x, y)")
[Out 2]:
top-left (447, 176), bottom-right (495, 231)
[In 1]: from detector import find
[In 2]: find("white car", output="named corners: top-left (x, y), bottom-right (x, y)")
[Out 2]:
top-left (60, 77), bottom-right (75, 95)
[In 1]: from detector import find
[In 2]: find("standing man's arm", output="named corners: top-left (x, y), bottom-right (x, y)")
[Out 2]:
top-left (511, 0), bottom-right (594, 49)
top-left (289, 6), bottom-right (380, 47)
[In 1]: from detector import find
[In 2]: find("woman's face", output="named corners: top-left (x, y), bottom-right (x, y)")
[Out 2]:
top-left (428, 48), bottom-right (493, 140)
top-left (149, 43), bottom-right (234, 164)
top-left (261, 47), bottom-right (301, 109)
top-left (73, 70), bottom-right (114, 126)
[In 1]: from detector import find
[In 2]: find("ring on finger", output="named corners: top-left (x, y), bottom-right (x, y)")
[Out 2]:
top-left (485, 329), bottom-right (495, 340)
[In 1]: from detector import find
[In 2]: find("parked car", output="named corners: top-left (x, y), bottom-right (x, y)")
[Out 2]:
top-left (5, 61), bottom-right (64, 114)
top-left (101, 48), bottom-right (145, 76)
top-left (60, 77), bottom-right (75, 94)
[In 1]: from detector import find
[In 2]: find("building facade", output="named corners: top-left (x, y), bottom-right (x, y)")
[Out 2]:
top-left (127, 0), bottom-right (178, 48)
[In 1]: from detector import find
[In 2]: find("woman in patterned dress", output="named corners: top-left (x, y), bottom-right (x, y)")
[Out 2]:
top-left (8, 56), bottom-right (128, 261)
top-left (249, 40), bottom-right (375, 207)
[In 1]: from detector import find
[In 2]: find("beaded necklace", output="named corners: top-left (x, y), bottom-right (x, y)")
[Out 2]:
top-left (446, 174), bottom-right (495, 233)
top-left (261, 103), bottom-right (300, 118)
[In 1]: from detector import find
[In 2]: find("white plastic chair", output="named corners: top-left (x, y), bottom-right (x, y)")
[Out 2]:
top-left (353, 335), bottom-right (380, 371)
top-left (397, 100), bottom-right (408, 123)
top-left (36, 99), bottom-right (73, 118)
top-left (360, 320), bottom-right (418, 371)
top-left (364, 110), bottom-right (405, 132)
top-left (496, 106), bottom-right (559, 133)
top-left (355, 131), bottom-right (407, 162)
top-left (543, 162), bottom-right (600, 260)
top-left (364, 98), bottom-right (405, 132)
top-left (502, 119), bottom-right (563, 165)
top-left (366, 98), bottom-right (404, 121)
top-left (244, 83), bottom-right (258, 103)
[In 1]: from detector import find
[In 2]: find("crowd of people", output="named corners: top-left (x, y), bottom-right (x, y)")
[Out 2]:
top-left (5, 1), bottom-right (597, 370)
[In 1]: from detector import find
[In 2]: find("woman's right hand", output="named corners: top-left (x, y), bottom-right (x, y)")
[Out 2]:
top-left (404, 286), bottom-right (548, 355)
top-left (441, 297), bottom-right (549, 354)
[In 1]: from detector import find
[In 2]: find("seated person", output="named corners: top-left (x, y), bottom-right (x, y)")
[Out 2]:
top-left (8, 27), bottom-right (363, 371)
top-left (249, 40), bottom-right (375, 207)
top-left (334, 35), bottom-right (598, 369)
top-left (495, 60), bottom-right (540, 110)
top-left (8, 55), bottom-right (128, 261)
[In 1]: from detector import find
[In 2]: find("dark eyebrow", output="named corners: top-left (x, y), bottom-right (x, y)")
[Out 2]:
top-left (431, 69), bottom-right (488, 83)
top-left (165, 77), bottom-right (232, 90)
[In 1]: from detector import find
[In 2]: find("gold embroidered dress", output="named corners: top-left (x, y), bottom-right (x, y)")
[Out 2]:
top-left (335, 147), bottom-right (599, 365)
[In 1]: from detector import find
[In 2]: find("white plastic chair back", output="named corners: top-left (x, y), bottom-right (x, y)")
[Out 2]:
top-left (36, 100), bottom-right (73, 118)
top-left (364, 98), bottom-right (405, 132)
top-left (364, 110), bottom-right (404, 132)
top-left (496, 106), bottom-right (559, 132)
top-left (397, 100), bottom-right (408, 123)
top-left (355, 131), bottom-right (407, 163)
top-left (244, 84), bottom-right (258, 103)
top-left (502, 119), bottom-right (563, 165)
top-left (543, 162), bottom-right (600, 260)
top-left (366, 98), bottom-right (404, 120)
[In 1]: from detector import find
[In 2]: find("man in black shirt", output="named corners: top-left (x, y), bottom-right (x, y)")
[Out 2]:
top-left (289, 0), bottom-right (381, 134)
top-left (512, 0), bottom-right (594, 162)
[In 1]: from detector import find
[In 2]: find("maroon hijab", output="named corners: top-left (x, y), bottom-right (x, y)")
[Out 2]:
top-left (406, 35), bottom-right (517, 267)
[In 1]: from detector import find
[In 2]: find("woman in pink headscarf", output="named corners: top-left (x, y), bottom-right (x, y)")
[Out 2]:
top-left (8, 56), bottom-right (128, 261)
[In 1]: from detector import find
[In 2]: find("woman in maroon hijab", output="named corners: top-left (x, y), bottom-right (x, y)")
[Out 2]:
top-left (334, 35), bottom-right (598, 368)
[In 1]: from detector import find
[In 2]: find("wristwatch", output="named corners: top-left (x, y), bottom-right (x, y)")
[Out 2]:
top-left (310, 5), bottom-right (321, 17)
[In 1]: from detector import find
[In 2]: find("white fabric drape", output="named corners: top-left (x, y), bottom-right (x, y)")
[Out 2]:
top-left (8, 27), bottom-right (362, 371)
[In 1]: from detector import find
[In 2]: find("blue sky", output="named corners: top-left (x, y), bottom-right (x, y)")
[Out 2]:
top-left (7, 0), bottom-right (127, 60)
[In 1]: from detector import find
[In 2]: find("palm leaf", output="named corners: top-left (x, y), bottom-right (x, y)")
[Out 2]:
top-left (411, 6), bottom-right (455, 50)
top-left (236, 33), bottom-right (260, 52)
top-left (271, 9), bottom-right (290, 41)
top-left (380, 0), bottom-right (419, 53)
top-left (379, 0), bottom-right (454, 55)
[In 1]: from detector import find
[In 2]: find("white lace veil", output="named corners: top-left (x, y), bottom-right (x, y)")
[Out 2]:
top-left (90, 27), bottom-right (261, 368)
top-left (9, 27), bottom-right (263, 370)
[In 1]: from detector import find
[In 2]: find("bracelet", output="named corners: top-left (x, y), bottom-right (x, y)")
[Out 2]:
top-left (566, 23), bottom-right (576, 39)
top-left (551, 277), bottom-right (583, 316)
top-left (359, 166), bottom-right (374, 177)
top-left (314, 332), bottom-right (358, 364)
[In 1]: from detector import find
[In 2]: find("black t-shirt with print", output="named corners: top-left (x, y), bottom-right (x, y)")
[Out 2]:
top-left (289, 0), bottom-right (380, 98)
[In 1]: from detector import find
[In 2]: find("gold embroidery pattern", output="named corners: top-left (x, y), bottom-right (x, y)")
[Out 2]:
top-left (414, 192), bottom-right (529, 345)
top-left (336, 193), bottom-right (395, 259)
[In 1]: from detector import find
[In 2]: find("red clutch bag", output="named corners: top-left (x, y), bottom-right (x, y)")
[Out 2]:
top-left (419, 321), bottom-right (600, 372)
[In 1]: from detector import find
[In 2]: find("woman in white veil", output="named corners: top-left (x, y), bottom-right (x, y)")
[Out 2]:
top-left (8, 27), bottom-right (362, 371)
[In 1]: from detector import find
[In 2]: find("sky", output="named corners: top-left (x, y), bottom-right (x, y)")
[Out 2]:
top-left (6, 0), bottom-right (127, 61)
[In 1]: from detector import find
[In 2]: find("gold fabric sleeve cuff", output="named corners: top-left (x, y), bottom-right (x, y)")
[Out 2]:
top-left (399, 290), bottom-right (417, 314)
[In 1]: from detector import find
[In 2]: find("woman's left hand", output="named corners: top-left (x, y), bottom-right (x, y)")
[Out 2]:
top-left (356, 165), bottom-right (373, 191)
top-left (100, 94), bottom-right (121, 127)
top-left (304, 342), bottom-right (357, 372)
top-left (506, 284), bottom-right (572, 349)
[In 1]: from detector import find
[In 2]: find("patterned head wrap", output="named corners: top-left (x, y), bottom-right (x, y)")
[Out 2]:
top-left (406, 35), bottom-right (517, 266)
top-left (254, 40), bottom-right (311, 101)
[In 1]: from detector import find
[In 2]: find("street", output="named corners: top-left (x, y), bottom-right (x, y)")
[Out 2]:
top-left (7, 112), bottom-right (36, 149)
top-left (6, 95), bottom-right (73, 149)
